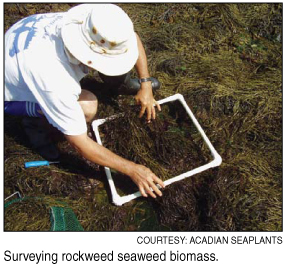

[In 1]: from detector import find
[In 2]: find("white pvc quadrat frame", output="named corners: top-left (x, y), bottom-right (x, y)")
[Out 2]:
top-left (92, 94), bottom-right (222, 206)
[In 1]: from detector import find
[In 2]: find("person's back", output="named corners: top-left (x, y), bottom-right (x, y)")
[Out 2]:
top-left (5, 13), bottom-right (63, 102)
top-left (5, 12), bottom-right (89, 135)
top-left (5, 12), bottom-right (88, 100)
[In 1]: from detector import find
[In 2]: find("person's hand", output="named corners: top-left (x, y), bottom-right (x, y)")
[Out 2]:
top-left (135, 81), bottom-right (161, 123)
top-left (128, 163), bottom-right (165, 198)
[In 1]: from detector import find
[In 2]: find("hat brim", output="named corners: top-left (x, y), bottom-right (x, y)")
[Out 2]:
top-left (61, 4), bottom-right (139, 76)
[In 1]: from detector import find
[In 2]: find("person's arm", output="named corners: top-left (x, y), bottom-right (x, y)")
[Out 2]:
top-left (134, 33), bottom-right (161, 122)
top-left (65, 133), bottom-right (165, 198)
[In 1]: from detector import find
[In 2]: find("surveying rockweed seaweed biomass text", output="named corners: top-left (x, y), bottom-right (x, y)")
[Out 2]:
top-left (4, 250), bottom-right (218, 263)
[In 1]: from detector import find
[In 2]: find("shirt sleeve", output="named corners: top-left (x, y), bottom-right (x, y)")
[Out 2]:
top-left (19, 43), bottom-right (87, 136)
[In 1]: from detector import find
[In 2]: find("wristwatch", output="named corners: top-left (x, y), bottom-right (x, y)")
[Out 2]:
top-left (139, 77), bottom-right (152, 83)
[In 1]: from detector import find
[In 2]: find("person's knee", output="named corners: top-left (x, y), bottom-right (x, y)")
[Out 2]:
top-left (79, 90), bottom-right (98, 123)
top-left (83, 98), bottom-right (98, 123)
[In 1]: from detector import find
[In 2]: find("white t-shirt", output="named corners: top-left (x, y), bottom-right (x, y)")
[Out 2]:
top-left (5, 12), bottom-right (89, 135)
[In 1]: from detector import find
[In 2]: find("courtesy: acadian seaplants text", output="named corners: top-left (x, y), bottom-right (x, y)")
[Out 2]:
top-left (137, 235), bottom-right (283, 245)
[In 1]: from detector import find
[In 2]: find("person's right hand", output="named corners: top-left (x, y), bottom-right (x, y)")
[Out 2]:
top-left (128, 164), bottom-right (165, 198)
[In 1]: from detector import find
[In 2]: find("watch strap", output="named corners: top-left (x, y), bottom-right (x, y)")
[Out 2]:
top-left (139, 77), bottom-right (152, 83)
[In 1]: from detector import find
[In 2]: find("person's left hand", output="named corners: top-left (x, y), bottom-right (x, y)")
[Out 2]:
top-left (135, 81), bottom-right (161, 122)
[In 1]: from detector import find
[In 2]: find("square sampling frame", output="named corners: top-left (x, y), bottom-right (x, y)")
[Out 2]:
top-left (92, 94), bottom-right (222, 206)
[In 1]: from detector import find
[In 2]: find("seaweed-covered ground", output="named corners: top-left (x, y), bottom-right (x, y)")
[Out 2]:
top-left (4, 3), bottom-right (282, 231)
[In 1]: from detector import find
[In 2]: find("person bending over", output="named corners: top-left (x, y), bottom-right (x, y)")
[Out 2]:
top-left (5, 4), bottom-right (164, 198)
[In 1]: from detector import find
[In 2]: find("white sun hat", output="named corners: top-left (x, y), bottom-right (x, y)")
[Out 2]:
top-left (61, 4), bottom-right (139, 76)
